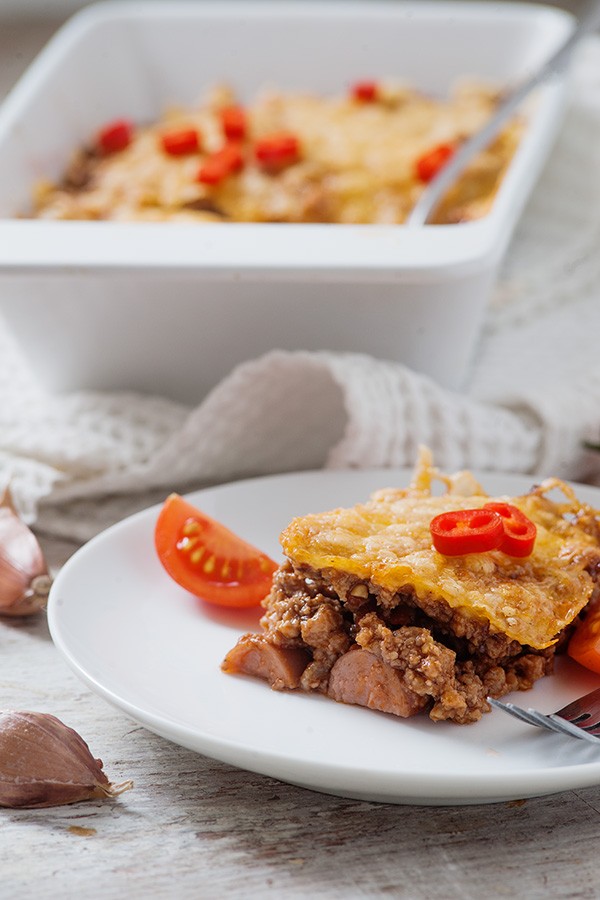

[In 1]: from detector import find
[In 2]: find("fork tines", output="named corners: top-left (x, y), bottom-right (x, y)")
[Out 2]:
top-left (488, 696), bottom-right (600, 745)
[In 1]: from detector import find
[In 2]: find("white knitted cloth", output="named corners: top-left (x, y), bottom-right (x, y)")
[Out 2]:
top-left (3, 39), bottom-right (600, 541)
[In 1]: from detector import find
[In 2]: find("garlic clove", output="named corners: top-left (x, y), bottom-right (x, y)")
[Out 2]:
top-left (0, 711), bottom-right (133, 808)
top-left (0, 486), bottom-right (51, 616)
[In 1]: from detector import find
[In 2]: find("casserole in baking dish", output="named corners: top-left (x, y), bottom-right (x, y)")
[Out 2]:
top-left (0, 1), bottom-right (573, 401)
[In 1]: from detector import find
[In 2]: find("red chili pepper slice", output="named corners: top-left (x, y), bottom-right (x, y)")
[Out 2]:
top-left (430, 508), bottom-right (504, 556)
top-left (351, 80), bottom-right (379, 103)
top-left (160, 128), bottom-right (201, 156)
top-left (97, 119), bottom-right (133, 155)
top-left (197, 142), bottom-right (245, 185)
top-left (415, 142), bottom-right (455, 183)
top-left (483, 503), bottom-right (537, 558)
top-left (220, 106), bottom-right (247, 141)
top-left (254, 132), bottom-right (301, 171)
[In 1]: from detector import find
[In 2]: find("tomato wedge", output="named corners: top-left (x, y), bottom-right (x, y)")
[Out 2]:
top-left (154, 494), bottom-right (278, 608)
top-left (483, 502), bottom-right (537, 558)
top-left (430, 508), bottom-right (504, 556)
top-left (568, 608), bottom-right (600, 675)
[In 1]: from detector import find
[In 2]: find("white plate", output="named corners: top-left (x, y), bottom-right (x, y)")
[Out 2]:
top-left (47, 468), bottom-right (600, 806)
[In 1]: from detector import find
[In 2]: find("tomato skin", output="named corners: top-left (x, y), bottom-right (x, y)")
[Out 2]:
top-left (154, 494), bottom-right (278, 608)
top-left (568, 609), bottom-right (600, 674)
top-left (483, 502), bottom-right (536, 557)
top-left (430, 508), bottom-right (504, 556)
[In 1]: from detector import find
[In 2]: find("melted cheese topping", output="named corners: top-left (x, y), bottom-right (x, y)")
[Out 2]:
top-left (29, 81), bottom-right (521, 225)
top-left (280, 474), bottom-right (600, 650)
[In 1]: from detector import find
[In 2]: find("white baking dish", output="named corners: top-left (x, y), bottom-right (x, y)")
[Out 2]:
top-left (0, 1), bottom-right (573, 403)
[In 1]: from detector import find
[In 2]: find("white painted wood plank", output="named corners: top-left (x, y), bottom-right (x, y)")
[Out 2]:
top-left (0, 532), bottom-right (599, 899)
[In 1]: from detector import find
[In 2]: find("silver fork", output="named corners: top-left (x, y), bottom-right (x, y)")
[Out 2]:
top-left (489, 687), bottom-right (600, 745)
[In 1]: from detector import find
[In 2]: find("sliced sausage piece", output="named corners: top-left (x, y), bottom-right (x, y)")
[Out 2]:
top-left (327, 647), bottom-right (426, 718)
top-left (222, 633), bottom-right (310, 690)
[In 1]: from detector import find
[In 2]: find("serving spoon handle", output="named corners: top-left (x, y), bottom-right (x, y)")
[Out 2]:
top-left (406, 0), bottom-right (600, 227)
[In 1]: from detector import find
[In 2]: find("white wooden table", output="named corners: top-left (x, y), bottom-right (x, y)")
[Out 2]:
top-left (3, 10), bottom-right (600, 898)
top-left (2, 530), bottom-right (600, 899)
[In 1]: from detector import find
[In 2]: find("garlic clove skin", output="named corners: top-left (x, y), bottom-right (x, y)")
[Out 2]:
top-left (0, 711), bottom-right (133, 808)
top-left (0, 573), bottom-right (52, 618)
top-left (0, 486), bottom-right (51, 616)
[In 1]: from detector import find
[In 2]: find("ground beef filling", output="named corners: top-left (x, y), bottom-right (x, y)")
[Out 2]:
top-left (252, 561), bottom-right (556, 724)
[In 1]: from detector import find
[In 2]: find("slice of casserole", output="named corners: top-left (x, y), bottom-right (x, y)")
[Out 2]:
top-left (222, 450), bottom-right (600, 723)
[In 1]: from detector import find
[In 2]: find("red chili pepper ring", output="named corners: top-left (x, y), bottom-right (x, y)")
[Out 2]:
top-left (430, 508), bottom-right (504, 556)
top-left (351, 80), bottom-right (379, 103)
top-left (97, 119), bottom-right (133, 155)
top-left (483, 502), bottom-right (537, 558)
top-left (197, 142), bottom-right (245, 186)
top-left (220, 106), bottom-right (247, 142)
top-left (160, 128), bottom-right (200, 156)
top-left (254, 132), bottom-right (301, 170)
top-left (415, 142), bottom-right (455, 183)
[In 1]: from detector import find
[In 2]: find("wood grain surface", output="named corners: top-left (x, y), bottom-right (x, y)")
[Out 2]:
top-left (0, 531), bottom-right (598, 899)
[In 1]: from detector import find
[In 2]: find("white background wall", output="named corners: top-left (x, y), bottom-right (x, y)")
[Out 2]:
top-left (0, 0), bottom-right (586, 12)
top-left (0, 0), bottom-right (587, 104)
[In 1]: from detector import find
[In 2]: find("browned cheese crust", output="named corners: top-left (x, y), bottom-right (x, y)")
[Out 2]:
top-left (29, 82), bottom-right (520, 226)
top-left (222, 452), bottom-right (600, 724)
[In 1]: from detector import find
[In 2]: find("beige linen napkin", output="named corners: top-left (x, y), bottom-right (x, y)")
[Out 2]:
top-left (2, 40), bottom-right (600, 541)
